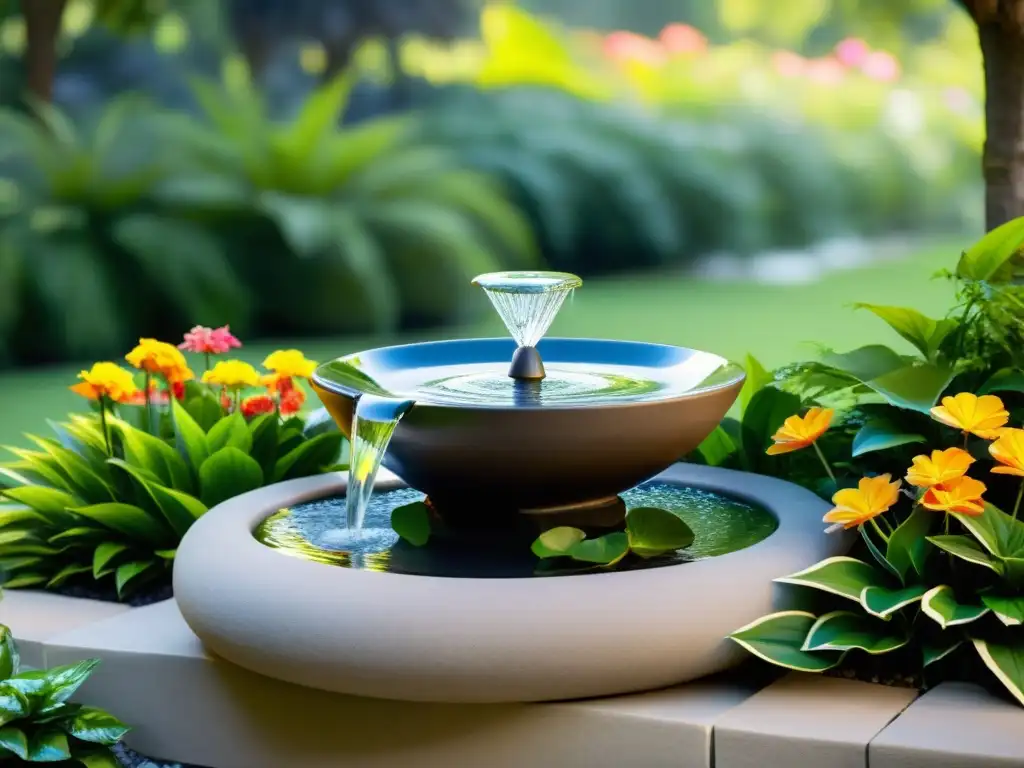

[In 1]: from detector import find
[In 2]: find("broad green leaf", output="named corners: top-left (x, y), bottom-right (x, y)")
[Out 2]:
top-left (922, 585), bottom-right (989, 629)
top-left (981, 595), bottom-right (1024, 626)
top-left (93, 542), bottom-right (130, 579)
top-left (4, 447), bottom-right (73, 493)
top-left (730, 611), bottom-right (843, 672)
top-left (75, 746), bottom-right (123, 767)
top-left (972, 637), bottom-right (1024, 707)
top-left (113, 421), bottom-right (191, 492)
top-left (860, 584), bottom-right (927, 619)
top-left (1003, 557), bottom-right (1024, 587)
top-left (29, 440), bottom-right (112, 503)
top-left (742, 386), bottom-right (801, 456)
top-left (284, 73), bottom-right (352, 161)
top-left (59, 706), bottom-right (130, 745)
top-left (248, 413), bottom-right (280, 478)
top-left (26, 729), bottom-right (70, 761)
top-left (854, 304), bottom-right (957, 360)
top-left (154, 549), bottom-right (176, 560)
top-left (696, 426), bottom-right (736, 467)
top-left (199, 448), bottom-right (264, 508)
top-left (46, 563), bottom-right (92, 588)
top-left (803, 610), bottom-right (909, 654)
top-left (739, 353), bottom-right (772, 413)
top-left (0, 487), bottom-right (78, 521)
top-left (568, 532), bottom-right (629, 565)
top-left (531, 527), bottom-right (586, 558)
top-left (0, 507), bottom-right (45, 528)
top-left (886, 505), bottom-right (933, 582)
top-left (860, 526), bottom-right (901, 580)
top-left (954, 504), bottom-right (1024, 560)
top-left (34, 658), bottom-right (99, 711)
top-left (272, 432), bottom-right (344, 483)
top-left (928, 535), bottom-right (1003, 573)
top-left (626, 507), bottom-right (694, 557)
top-left (923, 636), bottom-right (964, 668)
top-left (956, 215), bottom-right (1024, 282)
top-left (207, 412), bottom-right (252, 453)
top-left (822, 346), bottom-right (953, 413)
top-left (1, 573), bottom-right (48, 588)
top-left (0, 683), bottom-right (29, 725)
top-left (776, 556), bottom-right (890, 602)
top-left (115, 560), bottom-right (161, 598)
top-left (48, 526), bottom-right (105, 545)
top-left (0, 626), bottom-right (18, 679)
top-left (979, 368), bottom-right (1024, 396)
top-left (72, 503), bottom-right (172, 547)
top-left (0, 725), bottom-right (27, 759)
top-left (851, 419), bottom-right (925, 458)
top-left (172, 400), bottom-right (209, 473)
top-left (391, 502), bottom-right (431, 547)
top-left (184, 393), bottom-right (223, 433)
top-left (108, 460), bottom-right (203, 538)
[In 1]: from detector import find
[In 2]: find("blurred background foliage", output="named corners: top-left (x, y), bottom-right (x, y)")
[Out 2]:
top-left (0, 0), bottom-right (983, 366)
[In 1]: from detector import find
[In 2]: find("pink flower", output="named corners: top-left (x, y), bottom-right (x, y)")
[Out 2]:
top-left (602, 31), bottom-right (667, 67)
top-left (861, 51), bottom-right (900, 82)
top-left (835, 38), bottom-right (869, 67)
top-left (179, 325), bottom-right (242, 355)
top-left (772, 50), bottom-right (806, 78)
top-left (805, 57), bottom-right (846, 85)
top-left (660, 24), bottom-right (707, 55)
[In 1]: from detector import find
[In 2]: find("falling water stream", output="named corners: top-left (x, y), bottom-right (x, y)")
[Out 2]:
top-left (342, 272), bottom-right (582, 535)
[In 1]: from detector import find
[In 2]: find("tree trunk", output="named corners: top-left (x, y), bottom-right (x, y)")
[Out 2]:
top-left (21, 0), bottom-right (67, 104)
top-left (979, 16), bottom-right (1024, 229)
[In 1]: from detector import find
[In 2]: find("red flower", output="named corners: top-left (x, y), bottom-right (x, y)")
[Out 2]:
top-left (179, 325), bottom-right (242, 355)
top-left (279, 387), bottom-right (306, 417)
top-left (172, 380), bottom-right (186, 401)
top-left (241, 394), bottom-right (275, 419)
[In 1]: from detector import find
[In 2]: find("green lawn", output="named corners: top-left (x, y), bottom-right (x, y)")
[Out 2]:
top-left (0, 240), bottom-right (960, 446)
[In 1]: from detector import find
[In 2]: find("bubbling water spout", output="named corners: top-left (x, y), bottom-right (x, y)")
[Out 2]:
top-left (346, 394), bottom-right (415, 532)
top-left (472, 271), bottom-right (582, 381)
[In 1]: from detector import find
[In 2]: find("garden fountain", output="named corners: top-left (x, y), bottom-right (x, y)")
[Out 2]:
top-left (174, 271), bottom-right (849, 703)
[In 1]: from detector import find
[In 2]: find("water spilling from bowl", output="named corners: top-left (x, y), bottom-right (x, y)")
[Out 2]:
top-left (472, 271), bottom-right (582, 348)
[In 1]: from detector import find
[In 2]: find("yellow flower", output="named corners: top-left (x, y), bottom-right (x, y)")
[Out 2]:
top-left (822, 474), bottom-right (901, 529)
top-left (930, 393), bottom-right (1008, 440)
top-left (905, 447), bottom-right (975, 489)
top-left (70, 363), bottom-right (139, 402)
top-left (126, 338), bottom-right (194, 383)
top-left (263, 349), bottom-right (317, 379)
top-left (921, 476), bottom-right (986, 517)
top-left (202, 360), bottom-right (261, 390)
top-left (766, 407), bottom-right (833, 455)
top-left (990, 428), bottom-right (1024, 477)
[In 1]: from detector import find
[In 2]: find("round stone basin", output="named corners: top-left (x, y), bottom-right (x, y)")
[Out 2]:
top-left (175, 464), bottom-right (853, 704)
top-left (254, 483), bottom-right (778, 577)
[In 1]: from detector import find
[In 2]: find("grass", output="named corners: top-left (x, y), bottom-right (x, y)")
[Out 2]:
top-left (0, 240), bottom-right (960, 446)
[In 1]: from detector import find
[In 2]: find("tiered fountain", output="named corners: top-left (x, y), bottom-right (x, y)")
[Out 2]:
top-left (175, 272), bottom-right (848, 703)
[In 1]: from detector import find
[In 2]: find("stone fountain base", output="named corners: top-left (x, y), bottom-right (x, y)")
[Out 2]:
top-left (172, 464), bottom-right (852, 704)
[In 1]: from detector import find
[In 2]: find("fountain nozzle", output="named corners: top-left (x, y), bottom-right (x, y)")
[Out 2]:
top-left (471, 270), bottom-right (582, 383)
top-left (508, 346), bottom-right (545, 381)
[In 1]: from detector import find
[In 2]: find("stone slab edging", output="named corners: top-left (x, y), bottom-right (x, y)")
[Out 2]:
top-left (172, 464), bottom-right (852, 702)
top-left (714, 673), bottom-right (918, 768)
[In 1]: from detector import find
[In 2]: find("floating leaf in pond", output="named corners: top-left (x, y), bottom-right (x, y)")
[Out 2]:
top-left (626, 507), bottom-right (694, 558)
top-left (531, 526), bottom-right (586, 559)
top-left (391, 502), bottom-right (432, 547)
top-left (568, 532), bottom-right (629, 565)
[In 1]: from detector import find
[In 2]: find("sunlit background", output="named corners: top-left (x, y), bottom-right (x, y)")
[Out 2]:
top-left (0, 0), bottom-right (981, 440)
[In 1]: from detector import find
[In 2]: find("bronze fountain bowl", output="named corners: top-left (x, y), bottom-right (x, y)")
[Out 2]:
top-left (312, 337), bottom-right (744, 530)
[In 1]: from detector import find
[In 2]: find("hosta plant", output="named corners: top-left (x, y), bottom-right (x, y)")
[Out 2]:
top-left (711, 220), bottom-right (1024, 706)
top-left (0, 624), bottom-right (128, 765)
top-left (0, 328), bottom-right (343, 599)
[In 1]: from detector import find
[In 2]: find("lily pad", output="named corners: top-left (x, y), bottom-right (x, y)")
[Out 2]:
top-left (626, 507), bottom-right (694, 558)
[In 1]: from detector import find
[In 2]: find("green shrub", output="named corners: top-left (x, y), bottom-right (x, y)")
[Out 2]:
top-left (0, 624), bottom-right (128, 765)
top-left (155, 71), bottom-right (538, 335)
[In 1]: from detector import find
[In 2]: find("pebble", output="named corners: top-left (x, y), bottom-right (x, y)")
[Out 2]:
top-left (114, 743), bottom-right (207, 768)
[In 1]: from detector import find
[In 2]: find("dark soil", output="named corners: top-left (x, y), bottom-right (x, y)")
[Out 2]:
top-left (51, 580), bottom-right (173, 607)
top-left (825, 666), bottom-right (922, 689)
top-left (114, 743), bottom-right (209, 768)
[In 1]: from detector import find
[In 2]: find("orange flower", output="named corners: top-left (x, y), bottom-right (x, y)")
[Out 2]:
top-left (930, 393), bottom-right (1008, 439)
top-left (280, 386), bottom-right (306, 417)
top-left (241, 395), bottom-right (275, 419)
top-left (261, 373), bottom-right (295, 395)
top-left (70, 363), bottom-right (139, 402)
top-left (823, 474), bottom-right (901, 529)
top-left (990, 428), bottom-right (1024, 477)
top-left (922, 476), bottom-right (986, 516)
top-left (905, 448), bottom-right (975, 489)
top-left (766, 407), bottom-right (833, 455)
top-left (126, 338), bottom-right (194, 383)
